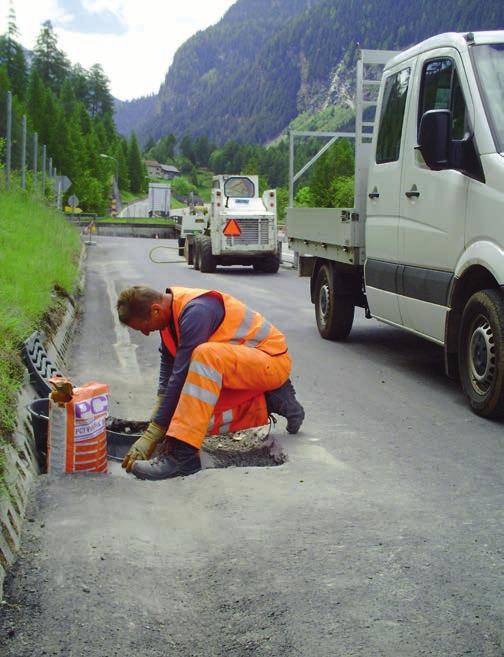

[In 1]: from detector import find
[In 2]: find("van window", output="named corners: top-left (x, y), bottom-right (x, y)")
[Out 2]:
top-left (473, 44), bottom-right (504, 153)
top-left (419, 58), bottom-right (469, 140)
top-left (376, 68), bottom-right (411, 164)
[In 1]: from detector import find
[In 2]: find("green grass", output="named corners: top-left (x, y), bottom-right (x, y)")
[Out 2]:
top-left (119, 190), bottom-right (142, 204)
top-left (0, 189), bottom-right (81, 446)
top-left (96, 216), bottom-right (177, 225)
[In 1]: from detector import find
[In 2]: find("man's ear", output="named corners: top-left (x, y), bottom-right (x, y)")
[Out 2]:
top-left (150, 302), bottom-right (162, 318)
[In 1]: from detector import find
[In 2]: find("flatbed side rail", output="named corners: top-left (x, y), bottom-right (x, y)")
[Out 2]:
top-left (287, 48), bottom-right (399, 226)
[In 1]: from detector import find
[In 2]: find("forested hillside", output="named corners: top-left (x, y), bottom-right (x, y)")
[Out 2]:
top-left (0, 14), bottom-right (147, 212)
top-left (117, 0), bottom-right (504, 145)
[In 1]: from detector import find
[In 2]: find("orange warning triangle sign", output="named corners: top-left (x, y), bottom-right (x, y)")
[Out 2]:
top-left (223, 219), bottom-right (241, 236)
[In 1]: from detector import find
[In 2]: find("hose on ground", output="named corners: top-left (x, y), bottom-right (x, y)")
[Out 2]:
top-left (148, 244), bottom-right (185, 264)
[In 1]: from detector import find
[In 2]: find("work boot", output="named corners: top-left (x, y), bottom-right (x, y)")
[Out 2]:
top-left (132, 437), bottom-right (201, 481)
top-left (265, 378), bottom-right (305, 434)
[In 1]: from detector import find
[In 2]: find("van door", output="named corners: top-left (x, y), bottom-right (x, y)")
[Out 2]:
top-left (398, 51), bottom-right (472, 343)
top-left (366, 63), bottom-right (413, 326)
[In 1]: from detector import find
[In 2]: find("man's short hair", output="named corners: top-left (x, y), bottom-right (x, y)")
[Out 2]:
top-left (117, 286), bottom-right (163, 324)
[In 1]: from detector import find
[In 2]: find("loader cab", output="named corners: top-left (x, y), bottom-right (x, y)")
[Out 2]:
top-left (212, 175), bottom-right (259, 209)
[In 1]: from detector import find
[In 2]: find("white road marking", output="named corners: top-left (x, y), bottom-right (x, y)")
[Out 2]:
top-left (104, 272), bottom-right (143, 380)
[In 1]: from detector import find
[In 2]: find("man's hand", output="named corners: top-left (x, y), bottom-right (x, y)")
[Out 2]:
top-left (122, 422), bottom-right (166, 472)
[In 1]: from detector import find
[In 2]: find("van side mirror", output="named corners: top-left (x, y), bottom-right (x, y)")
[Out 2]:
top-left (418, 109), bottom-right (451, 170)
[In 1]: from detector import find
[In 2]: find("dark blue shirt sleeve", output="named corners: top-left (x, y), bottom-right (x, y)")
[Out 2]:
top-left (157, 341), bottom-right (174, 393)
top-left (153, 294), bottom-right (225, 428)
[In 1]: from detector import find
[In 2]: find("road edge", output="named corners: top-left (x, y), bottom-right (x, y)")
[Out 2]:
top-left (0, 245), bottom-right (86, 599)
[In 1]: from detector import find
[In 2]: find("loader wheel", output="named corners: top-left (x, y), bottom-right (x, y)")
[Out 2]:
top-left (199, 236), bottom-right (217, 273)
top-left (253, 254), bottom-right (280, 274)
top-left (193, 237), bottom-right (201, 270)
top-left (184, 237), bottom-right (194, 266)
top-left (458, 289), bottom-right (504, 418)
top-left (314, 263), bottom-right (354, 341)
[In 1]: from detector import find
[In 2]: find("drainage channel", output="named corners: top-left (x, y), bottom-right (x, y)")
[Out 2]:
top-left (107, 419), bottom-right (286, 469)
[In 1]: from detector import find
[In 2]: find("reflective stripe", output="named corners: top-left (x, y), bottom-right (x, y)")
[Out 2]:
top-left (181, 382), bottom-right (218, 406)
top-left (231, 306), bottom-right (255, 343)
top-left (206, 414), bottom-right (216, 433)
top-left (245, 319), bottom-right (272, 347)
top-left (219, 409), bottom-right (234, 434)
top-left (189, 360), bottom-right (222, 386)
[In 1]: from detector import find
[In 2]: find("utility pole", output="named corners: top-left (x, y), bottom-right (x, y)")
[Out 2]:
top-left (21, 115), bottom-right (27, 190)
top-left (6, 91), bottom-right (12, 190)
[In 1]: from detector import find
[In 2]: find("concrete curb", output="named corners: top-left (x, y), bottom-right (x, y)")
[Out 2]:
top-left (0, 246), bottom-right (86, 599)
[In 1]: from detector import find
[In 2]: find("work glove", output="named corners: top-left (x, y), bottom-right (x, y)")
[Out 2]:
top-left (122, 421), bottom-right (166, 472)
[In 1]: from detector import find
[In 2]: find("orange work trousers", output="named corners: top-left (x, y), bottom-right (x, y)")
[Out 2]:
top-left (168, 342), bottom-right (292, 448)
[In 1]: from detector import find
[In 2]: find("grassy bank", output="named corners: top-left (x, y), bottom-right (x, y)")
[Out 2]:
top-left (0, 189), bottom-right (81, 486)
top-left (94, 216), bottom-right (177, 225)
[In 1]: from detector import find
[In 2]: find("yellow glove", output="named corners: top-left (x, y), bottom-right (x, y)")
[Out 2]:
top-left (122, 422), bottom-right (166, 472)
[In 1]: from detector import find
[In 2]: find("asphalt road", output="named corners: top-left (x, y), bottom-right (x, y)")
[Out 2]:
top-left (1, 236), bottom-right (504, 657)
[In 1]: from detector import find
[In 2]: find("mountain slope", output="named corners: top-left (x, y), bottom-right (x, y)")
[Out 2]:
top-left (117, 0), bottom-right (504, 145)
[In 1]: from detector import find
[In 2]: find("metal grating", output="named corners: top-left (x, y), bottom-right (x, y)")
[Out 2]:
top-left (22, 331), bottom-right (64, 397)
top-left (225, 217), bottom-right (270, 246)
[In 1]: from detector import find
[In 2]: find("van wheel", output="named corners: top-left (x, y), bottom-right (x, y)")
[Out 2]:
top-left (199, 236), bottom-right (217, 273)
top-left (458, 289), bottom-right (504, 418)
top-left (315, 264), bottom-right (354, 340)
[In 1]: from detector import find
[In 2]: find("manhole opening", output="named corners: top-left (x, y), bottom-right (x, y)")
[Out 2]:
top-left (107, 419), bottom-right (286, 469)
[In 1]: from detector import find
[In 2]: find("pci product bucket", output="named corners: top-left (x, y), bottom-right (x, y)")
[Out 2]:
top-left (48, 379), bottom-right (109, 474)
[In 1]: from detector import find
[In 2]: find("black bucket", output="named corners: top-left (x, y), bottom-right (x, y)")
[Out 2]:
top-left (26, 400), bottom-right (146, 465)
top-left (26, 398), bottom-right (49, 470)
top-left (27, 398), bottom-right (49, 452)
top-left (106, 418), bottom-right (147, 461)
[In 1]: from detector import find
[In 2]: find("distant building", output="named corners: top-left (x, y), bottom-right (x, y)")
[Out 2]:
top-left (160, 164), bottom-right (181, 179)
top-left (144, 160), bottom-right (163, 177)
top-left (144, 160), bottom-right (181, 180)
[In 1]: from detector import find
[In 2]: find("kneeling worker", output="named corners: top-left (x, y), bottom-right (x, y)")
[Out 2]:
top-left (117, 285), bottom-right (304, 480)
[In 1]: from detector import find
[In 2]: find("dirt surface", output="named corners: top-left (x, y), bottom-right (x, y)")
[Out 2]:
top-left (105, 420), bottom-right (285, 468)
top-left (2, 236), bottom-right (504, 657)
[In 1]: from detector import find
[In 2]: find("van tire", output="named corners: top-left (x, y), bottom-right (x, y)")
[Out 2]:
top-left (315, 263), bottom-right (354, 340)
top-left (458, 289), bottom-right (504, 418)
top-left (199, 236), bottom-right (217, 273)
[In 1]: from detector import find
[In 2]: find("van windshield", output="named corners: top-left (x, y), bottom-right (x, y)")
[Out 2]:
top-left (473, 43), bottom-right (504, 152)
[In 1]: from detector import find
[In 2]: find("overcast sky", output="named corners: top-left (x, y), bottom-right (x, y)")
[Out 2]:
top-left (0, 0), bottom-right (236, 100)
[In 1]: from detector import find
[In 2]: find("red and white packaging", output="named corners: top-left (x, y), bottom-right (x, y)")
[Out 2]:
top-left (47, 378), bottom-right (109, 474)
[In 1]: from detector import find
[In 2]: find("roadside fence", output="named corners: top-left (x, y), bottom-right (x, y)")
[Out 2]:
top-left (0, 90), bottom-right (67, 208)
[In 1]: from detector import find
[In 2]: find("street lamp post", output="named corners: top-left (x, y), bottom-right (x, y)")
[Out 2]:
top-left (99, 153), bottom-right (120, 212)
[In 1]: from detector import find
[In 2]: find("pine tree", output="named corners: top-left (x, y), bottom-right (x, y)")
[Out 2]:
top-left (59, 79), bottom-right (77, 118)
top-left (26, 69), bottom-right (46, 135)
top-left (118, 138), bottom-right (130, 190)
top-left (87, 64), bottom-right (113, 117)
top-left (0, 2), bottom-right (27, 100)
top-left (128, 132), bottom-right (145, 193)
top-left (32, 20), bottom-right (70, 94)
top-left (71, 64), bottom-right (89, 106)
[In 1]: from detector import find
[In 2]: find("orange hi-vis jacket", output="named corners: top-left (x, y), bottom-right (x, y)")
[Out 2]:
top-left (160, 286), bottom-right (288, 358)
top-left (160, 287), bottom-right (291, 448)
